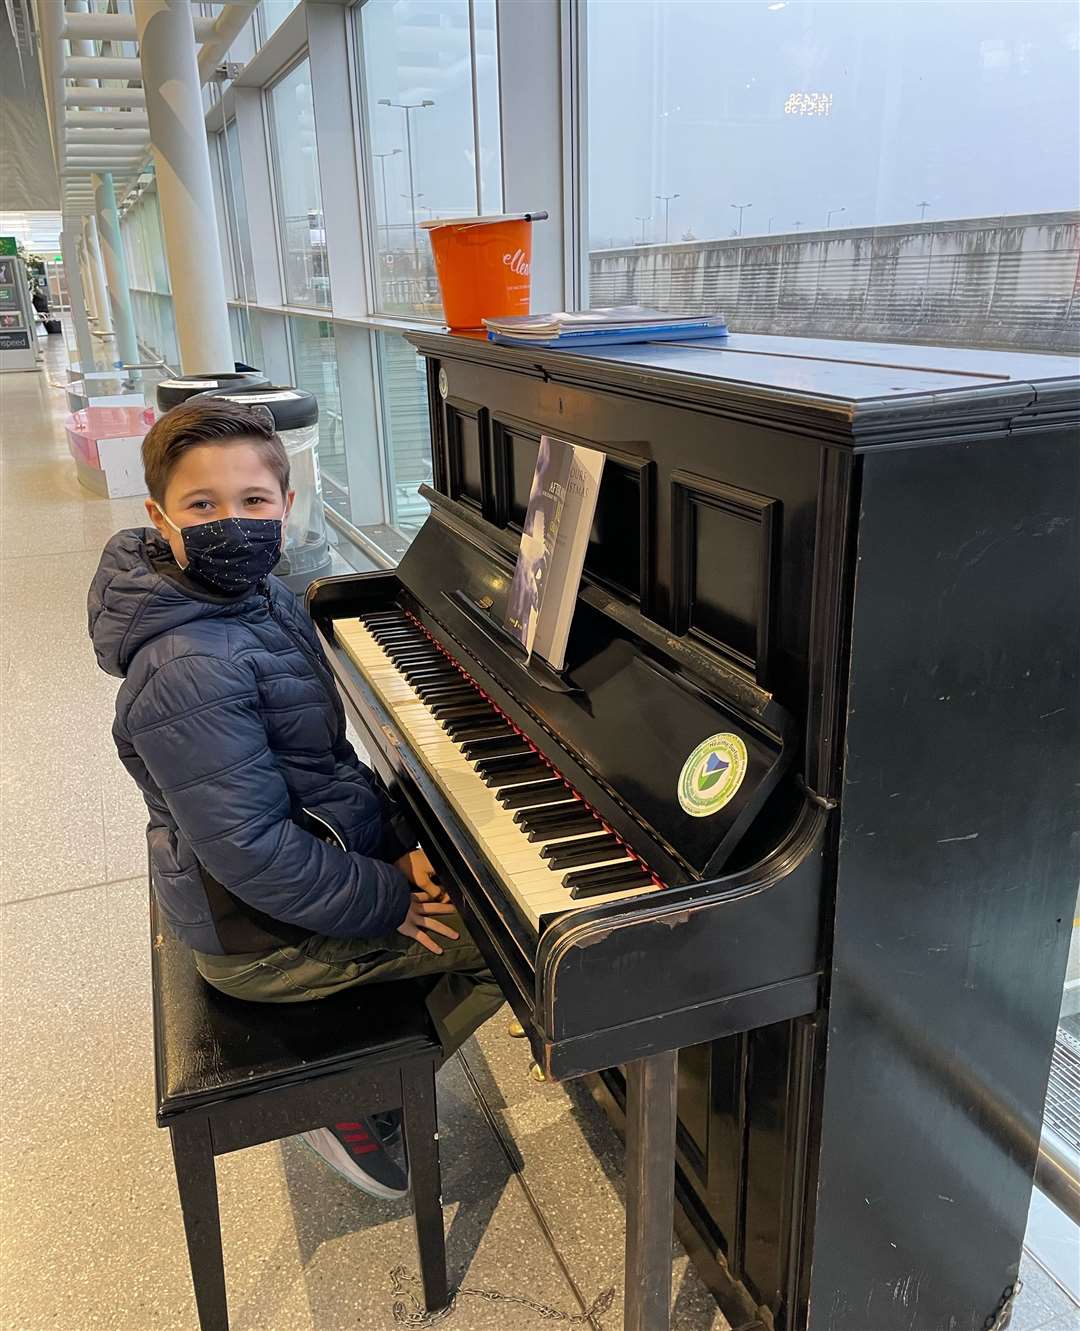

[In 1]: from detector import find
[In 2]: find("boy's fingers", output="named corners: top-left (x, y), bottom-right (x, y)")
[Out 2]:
top-left (413, 897), bottom-right (457, 914)
top-left (421, 917), bottom-right (460, 941)
top-left (413, 927), bottom-right (444, 955)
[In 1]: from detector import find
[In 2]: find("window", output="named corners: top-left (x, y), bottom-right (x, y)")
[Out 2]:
top-left (288, 314), bottom-right (342, 492)
top-left (121, 180), bottom-right (178, 369)
top-left (375, 330), bottom-right (433, 539)
top-left (267, 60), bottom-right (331, 308)
top-left (222, 120), bottom-right (256, 303)
top-left (584, 0), bottom-right (1080, 352)
top-left (258, 0), bottom-right (301, 43)
top-left (357, 0), bottom-right (502, 317)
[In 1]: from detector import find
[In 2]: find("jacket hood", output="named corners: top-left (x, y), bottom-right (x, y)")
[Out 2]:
top-left (88, 528), bottom-right (264, 678)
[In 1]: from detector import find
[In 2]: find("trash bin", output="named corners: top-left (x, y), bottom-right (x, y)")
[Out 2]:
top-left (190, 384), bottom-right (332, 589)
top-left (155, 370), bottom-right (269, 414)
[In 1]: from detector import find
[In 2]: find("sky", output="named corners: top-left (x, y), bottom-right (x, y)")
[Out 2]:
top-left (585, 0), bottom-right (1080, 247)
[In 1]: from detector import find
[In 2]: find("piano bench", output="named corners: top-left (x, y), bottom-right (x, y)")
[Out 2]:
top-left (149, 890), bottom-right (449, 1331)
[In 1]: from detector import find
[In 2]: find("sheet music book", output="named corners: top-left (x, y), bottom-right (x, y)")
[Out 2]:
top-left (505, 436), bottom-right (605, 672)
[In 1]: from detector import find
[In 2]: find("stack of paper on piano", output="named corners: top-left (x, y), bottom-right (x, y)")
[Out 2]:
top-left (484, 306), bottom-right (728, 349)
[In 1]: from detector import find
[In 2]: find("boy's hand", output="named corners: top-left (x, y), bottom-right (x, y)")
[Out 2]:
top-left (397, 894), bottom-right (460, 956)
top-left (395, 848), bottom-right (448, 902)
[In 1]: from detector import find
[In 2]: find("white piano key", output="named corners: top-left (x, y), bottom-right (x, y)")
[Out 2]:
top-left (336, 616), bottom-right (661, 929)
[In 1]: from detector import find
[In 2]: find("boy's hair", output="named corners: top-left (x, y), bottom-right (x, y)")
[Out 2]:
top-left (142, 399), bottom-right (290, 504)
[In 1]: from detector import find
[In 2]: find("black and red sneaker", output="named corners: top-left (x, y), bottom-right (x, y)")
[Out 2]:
top-left (299, 1116), bottom-right (408, 1200)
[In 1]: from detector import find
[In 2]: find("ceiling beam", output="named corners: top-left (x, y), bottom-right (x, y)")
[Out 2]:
top-left (62, 12), bottom-right (217, 41)
top-left (65, 88), bottom-right (146, 108)
top-left (63, 55), bottom-right (142, 80)
top-left (67, 109), bottom-right (150, 128)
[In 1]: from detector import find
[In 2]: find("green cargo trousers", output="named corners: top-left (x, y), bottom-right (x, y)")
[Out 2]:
top-left (194, 909), bottom-right (504, 1062)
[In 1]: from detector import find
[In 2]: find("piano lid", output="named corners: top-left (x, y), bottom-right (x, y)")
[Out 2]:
top-left (407, 329), bottom-right (1079, 441)
top-left (395, 492), bottom-right (795, 883)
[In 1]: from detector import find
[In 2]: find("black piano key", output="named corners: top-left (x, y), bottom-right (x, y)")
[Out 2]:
top-left (447, 721), bottom-right (505, 743)
top-left (382, 642), bottom-right (440, 658)
top-left (541, 834), bottom-right (626, 868)
top-left (416, 687), bottom-right (475, 707)
top-left (516, 798), bottom-right (596, 830)
top-left (403, 666), bottom-right (456, 684)
top-left (474, 751), bottom-right (541, 775)
top-left (485, 766), bottom-right (552, 788)
top-left (565, 862), bottom-right (654, 898)
top-left (381, 637), bottom-right (435, 651)
top-left (497, 780), bottom-right (570, 809)
top-left (362, 613), bottom-right (407, 626)
top-left (444, 724), bottom-right (506, 745)
top-left (433, 702), bottom-right (491, 722)
top-left (461, 735), bottom-right (522, 760)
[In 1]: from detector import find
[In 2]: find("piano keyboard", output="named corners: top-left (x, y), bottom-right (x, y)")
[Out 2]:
top-left (337, 611), bottom-right (663, 930)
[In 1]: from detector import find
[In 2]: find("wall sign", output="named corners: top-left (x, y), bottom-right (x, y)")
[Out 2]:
top-left (0, 330), bottom-right (31, 352)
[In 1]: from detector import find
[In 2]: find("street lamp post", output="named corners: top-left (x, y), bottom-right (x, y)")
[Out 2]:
top-left (826, 206), bottom-right (846, 229)
top-left (731, 201), bottom-right (752, 236)
top-left (655, 193), bottom-right (680, 243)
top-left (767, 216), bottom-right (775, 234)
top-left (917, 200), bottom-right (930, 221)
top-left (794, 220), bottom-right (802, 231)
top-left (635, 215), bottom-right (652, 244)
top-left (373, 148), bottom-right (401, 244)
top-left (378, 98), bottom-right (434, 276)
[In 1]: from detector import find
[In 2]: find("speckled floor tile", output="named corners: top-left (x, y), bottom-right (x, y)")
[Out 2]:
top-left (466, 1021), bottom-right (730, 1331)
top-left (1010, 1255), bottom-right (1080, 1331)
top-left (0, 878), bottom-right (149, 1155)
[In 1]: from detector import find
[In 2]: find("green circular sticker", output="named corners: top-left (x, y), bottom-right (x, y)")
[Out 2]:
top-left (678, 733), bottom-right (748, 818)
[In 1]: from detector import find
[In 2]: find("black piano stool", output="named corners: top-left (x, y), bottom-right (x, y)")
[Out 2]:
top-left (150, 887), bottom-right (449, 1331)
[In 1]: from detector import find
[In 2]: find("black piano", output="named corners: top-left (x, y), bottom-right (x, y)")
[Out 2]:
top-left (308, 331), bottom-right (1079, 1331)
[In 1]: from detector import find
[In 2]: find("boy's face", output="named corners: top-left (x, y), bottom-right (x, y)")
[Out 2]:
top-left (145, 440), bottom-right (295, 569)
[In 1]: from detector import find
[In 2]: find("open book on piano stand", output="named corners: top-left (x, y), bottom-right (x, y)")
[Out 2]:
top-left (308, 331), bottom-right (1079, 1331)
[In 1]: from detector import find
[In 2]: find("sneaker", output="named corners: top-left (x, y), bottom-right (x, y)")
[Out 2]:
top-left (373, 1108), bottom-right (403, 1147)
top-left (299, 1117), bottom-right (409, 1200)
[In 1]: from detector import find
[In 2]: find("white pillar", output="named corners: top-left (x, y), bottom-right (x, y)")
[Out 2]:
top-left (93, 172), bottom-right (140, 372)
top-left (84, 214), bottom-right (114, 340)
top-left (134, 0), bottom-right (233, 373)
top-left (60, 227), bottom-right (96, 371)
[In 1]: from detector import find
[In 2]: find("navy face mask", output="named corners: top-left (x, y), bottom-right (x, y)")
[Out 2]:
top-left (160, 513), bottom-right (283, 594)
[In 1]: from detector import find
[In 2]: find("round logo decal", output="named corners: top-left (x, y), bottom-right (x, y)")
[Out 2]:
top-left (677, 733), bottom-right (748, 818)
top-left (438, 367), bottom-right (449, 399)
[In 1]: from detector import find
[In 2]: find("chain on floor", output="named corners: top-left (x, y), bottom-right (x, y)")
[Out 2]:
top-left (390, 1265), bottom-right (617, 1328)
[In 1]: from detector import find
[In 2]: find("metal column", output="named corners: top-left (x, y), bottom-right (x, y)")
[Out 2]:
top-left (93, 173), bottom-right (140, 374)
top-left (134, 0), bottom-right (233, 374)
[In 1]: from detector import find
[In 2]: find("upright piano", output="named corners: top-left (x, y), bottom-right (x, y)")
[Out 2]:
top-left (308, 332), bottom-right (1079, 1331)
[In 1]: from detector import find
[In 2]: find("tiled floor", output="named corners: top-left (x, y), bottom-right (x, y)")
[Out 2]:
top-left (1, 336), bottom-right (1076, 1331)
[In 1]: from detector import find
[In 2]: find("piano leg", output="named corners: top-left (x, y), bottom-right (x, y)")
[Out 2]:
top-left (623, 1049), bottom-right (678, 1331)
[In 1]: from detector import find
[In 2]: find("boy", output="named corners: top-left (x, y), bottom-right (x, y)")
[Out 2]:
top-left (89, 398), bottom-right (503, 1199)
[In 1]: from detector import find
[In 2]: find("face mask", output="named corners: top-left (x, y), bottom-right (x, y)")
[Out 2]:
top-left (158, 510), bottom-right (283, 593)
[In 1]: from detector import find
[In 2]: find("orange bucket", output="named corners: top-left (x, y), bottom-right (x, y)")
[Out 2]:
top-left (422, 212), bottom-right (546, 330)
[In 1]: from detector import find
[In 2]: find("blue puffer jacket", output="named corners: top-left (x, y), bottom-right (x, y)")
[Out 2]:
top-left (89, 528), bottom-right (413, 955)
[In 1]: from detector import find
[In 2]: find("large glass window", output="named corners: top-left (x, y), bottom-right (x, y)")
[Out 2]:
top-left (222, 120), bottom-right (256, 303)
top-left (584, 0), bottom-right (1080, 352)
top-left (357, 0), bottom-right (502, 317)
top-left (267, 60), bottom-right (331, 308)
top-left (375, 331), bottom-right (433, 539)
top-left (258, 0), bottom-right (301, 43)
top-left (288, 314), bottom-right (343, 494)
